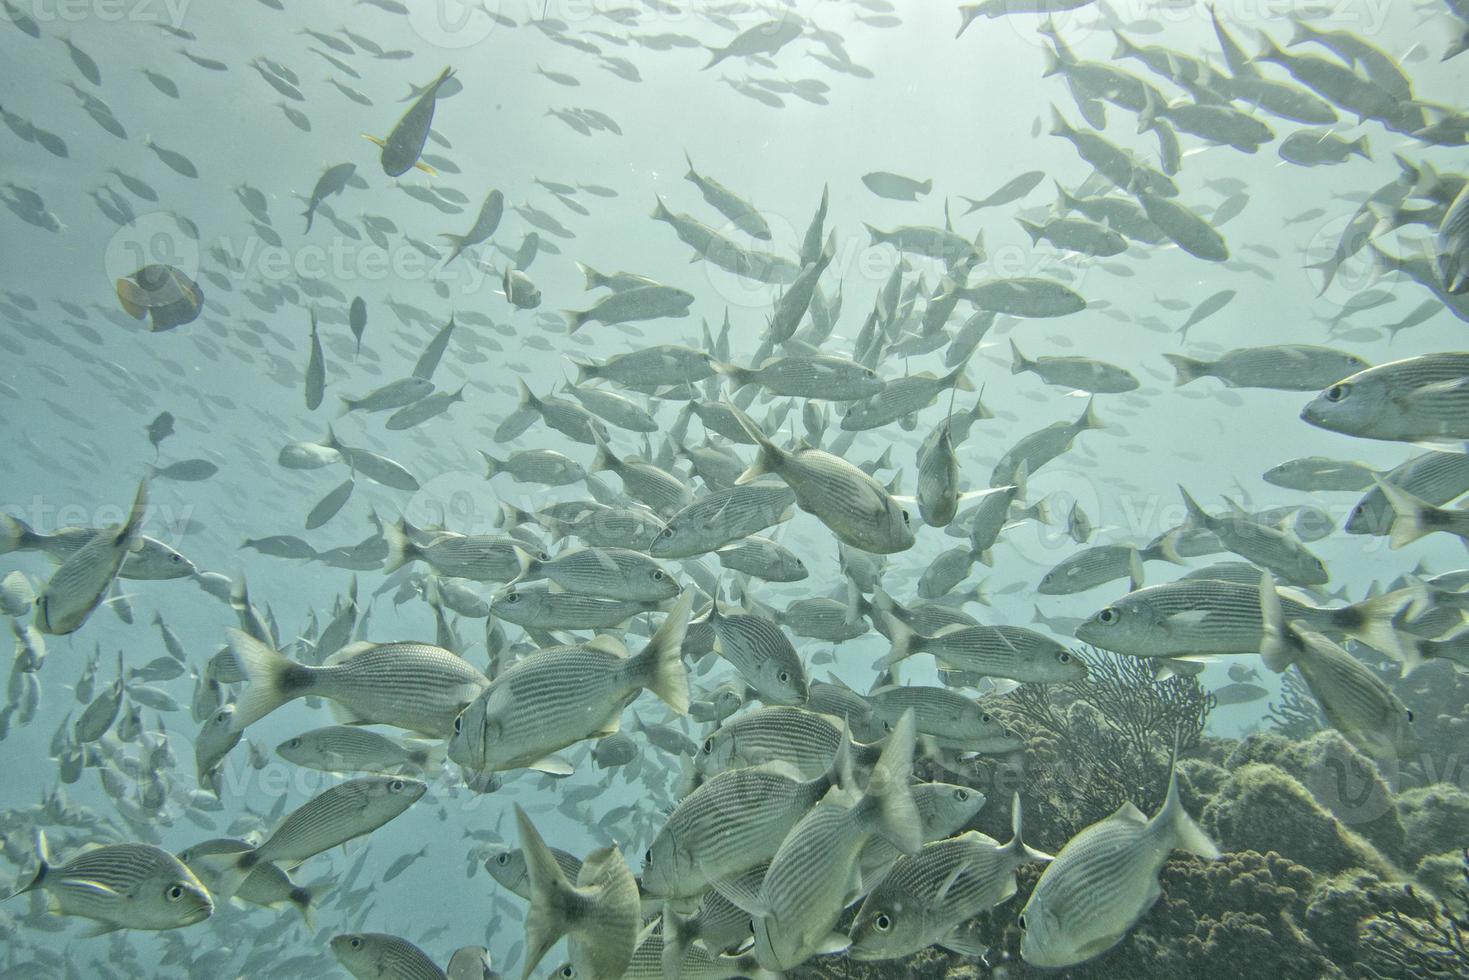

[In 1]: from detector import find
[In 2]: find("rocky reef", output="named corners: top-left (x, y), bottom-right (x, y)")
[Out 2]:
top-left (790, 648), bottom-right (1469, 980)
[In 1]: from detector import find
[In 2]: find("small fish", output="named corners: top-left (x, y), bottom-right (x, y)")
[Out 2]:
top-left (1019, 746), bottom-right (1219, 967)
top-left (116, 265), bottom-right (204, 331)
top-left (17, 832), bottom-right (213, 933)
top-left (1209, 682), bottom-right (1268, 706)
top-left (332, 933), bottom-right (447, 980)
top-left (148, 459), bottom-right (218, 482)
top-left (862, 171), bottom-right (932, 201)
top-left (35, 480), bottom-right (147, 635)
top-left (366, 66), bottom-right (454, 176)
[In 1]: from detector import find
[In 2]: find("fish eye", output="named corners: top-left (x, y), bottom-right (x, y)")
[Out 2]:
top-left (167, 884), bottom-right (185, 901)
top-left (701, 737), bottom-right (714, 754)
top-left (659, 527), bottom-right (674, 538)
top-left (1057, 652), bottom-right (1070, 663)
top-left (1324, 384), bottom-right (1349, 402)
top-left (453, 715), bottom-right (463, 735)
top-left (643, 849), bottom-right (652, 865)
top-left (875, 914), bottom-right (892, 932)
top-left (1018, 915), bottom-right (1027, 930)
top-left (900, 510), bottom-right (911, 525)
top-left (954, 788), bottom-right (968, 801)
top-left (1042, 573), bottom-right (1053, 584)
top-left (389, 779), bottom-right (405, 792)
top-left (170, 554), bottom-right (182, 563)
top-left (287, 737), bottom-right (301, 748)
top-left (1097, 607), bottom-right (1118, 624)
top-left (538, 552), bottom-right (550, 561)
top-left (350, 937), bottom-right (362, 950)
top-left (653, 570), bottom-right (665, 581)
top-left (496, 853), bottom-right (510, 866)
top-left (506, 592), bottom-right (519, 603)
top-left (778, 671), bottom-right (790, 684)
top-left (561, 969), bottom-right (574, 979)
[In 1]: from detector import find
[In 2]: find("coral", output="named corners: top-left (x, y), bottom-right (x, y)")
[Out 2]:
top-left (1263, 666), bottom-right (1323, 740)
top-left (1361, 849), bottom-right (1469, 978)
top-left (1202, 763), bottom-right (1396, 878)
top-left (1398, 785), bottom-right (1469, 869)
top-left (1225, 730), bottom-right (1406, 864)
top-left (996, 646), bottom-right (1214, 841)
top-left (1305, 870), bottom-right (1418, 966)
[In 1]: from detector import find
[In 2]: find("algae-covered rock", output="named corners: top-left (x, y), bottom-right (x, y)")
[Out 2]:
top-left (1225, 730), bottom-right (1405, 862)
top-left (1202, 763), bottom-right (1396, 877)
top-left (1397, 784), bottom-right (1469, 868)
top-left (1303, 870), bottom-right (1416, 965)
top-left (1413, 849), bottom-right (1469, 914)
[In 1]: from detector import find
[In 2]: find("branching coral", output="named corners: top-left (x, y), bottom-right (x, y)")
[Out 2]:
top-left (1263, 666), bottom-right (1323, 740)
top-left (1362, 848), bottom-right (1469, 979)
top-left (996, 646), bottom-right (1214, 840)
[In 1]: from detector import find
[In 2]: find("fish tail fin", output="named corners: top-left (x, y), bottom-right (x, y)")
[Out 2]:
top-left (862, 710), bottom-right (920, 855)
top-left (728, 403), bottom-right (785, 483)
top-left (569, 358), bottom-right (597, 385)
top-left (879, 613), bottom-right (921, 669)
top-left (1048, 105), bottom-right (1071, 137)
top-left (228, 628), bottom-right (300, 730)
top-left (575, 261), bottom-right (604, 291)
top-left (1373, 476), bottom-right (1436, 549)
top-left (193, 848), bottom-right (257, 902)
top-left (1003, 792), bottom-right (1054, 865)
top-left (1353, 134), bottom-right (1372, 160)
top-left (1178, 485), bottom-right (1210, 530)
top-left (0, 513), bottom-right (35, 555)
top-left (589, 431), bottom-right (614, 475)
top-left (1009, 338), bottom-right (1032, 375)
top-left (863, 222), bottom-right (885, 245)
top-left (289, 879), bottom-right (331, 931)
top-left (1015, 218), bottom-right (1044, 245)
top-left (1161, 353), bottom-right (1208, 385)
top-left (382, 517), bottom-right (419, 573)
top-left (516, 805), bottom-right (576, 975)
top-left (563, 309), bottom-right (589, 334)
top-left (682, 148), bottom-right (697, 180)
top-left (1335, 585), bottom-right (1421, 670)
top-left (651, 195), bottom-right (672, 223)
top-left (1258, 571), bottom-right (1300, 673)
top-left (1160, 736), bottom-right (1219, 859)
top-left (12, 829), bottom-right (50, 898)
top-left (943, 363), bottom-right (974, 392)
top-left (634, 592), bottom-right (693, 714)
top-left (919, 177), bottom-right (933, 194)
top-left (479, 451), bottom-right (502, 480)
top-left (1077, 396), bottom-right (1102, 431)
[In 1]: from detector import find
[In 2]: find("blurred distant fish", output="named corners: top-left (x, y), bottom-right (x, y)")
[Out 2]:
top-left (116, 265), bottom-right (204, 331)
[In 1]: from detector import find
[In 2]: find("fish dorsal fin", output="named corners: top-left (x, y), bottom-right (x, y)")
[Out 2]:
top-left (324, 641), bottom-right (376, 666)
top-left (1110, 800), bottom-right (1147, 825)
top-left (585, 634), bottom-right (628, 658)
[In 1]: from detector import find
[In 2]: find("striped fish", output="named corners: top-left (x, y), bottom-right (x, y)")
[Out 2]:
top-left (275, 725), bottom-right (442, 776)
top-left (1038, 541), bottom-right (1178, 595)
top-left (1344, 451), bottom-right (1469, 535)
top-left (650, 482), bottom-right (796, 559)
top-left (19, 833), bottom-right (213, 933)
top-left (881, 614), bottom-right (1087, 683)
top-left (1076, 578), bottom-right (1415, 664)
top-left (491, 582), bottom-right (668, 630)
top-left (448, 594), bottom-right (691, 773)
top-left (1301, 352), bottom-right (1469, 447)
top-left (1179, 487), bottom-right (1327, 585)
top-left (738, 712), bottom-right (920, 971)
top-left (868, 685), bottom-right (1022, 753)
top-left (840, 366), bottom-right (973, 431)
top-left (851, 794), bottom-right (1053, 960)
top-left (551, 915), bottom-right (766, 980)
top-left (384, 521), bottom-right (538, 582)
top-left (1020, 750), bottom-right (1219, 968)
top-left (696, 706), bottom-right (882, 780)
top-left (539, 502), bottom-right (667, 552)
top-left (518, 805), bottom-right (641, 980)
top-left (1260, 573), bottom-right (1417, 755)
top-left (642, 749), bottom-right (842, 900)
top-left (228, 630), bottom-right (489, 737)
top-left (331, 932), bottom-right (447, 980)
top-left (708, 604), bottom-right (808, 705)
top-left (520, 547), bottom-right (680, 602)
top-left (591, 433), bottom-right (693, 516)
top-left (34, 479), bottom-right (147, 635)
top-left (203, 776), bottom-right (426, 899)
top-left (733, 406), bottom-right (914, 555)
top-left (990, 400), bottom-right (1100, 486)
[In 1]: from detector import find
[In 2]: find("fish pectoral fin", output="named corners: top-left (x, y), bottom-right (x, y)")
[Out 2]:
top-left (114, 280), bottom-right (148, 318)
top-left (527, 755), bottom-right (574, 776)
top-left (79, 920), bottom-right (123, 938)
top-left (707, 873), bottom-right (765, 916)
top-left (814, 932), bottom-right (850, 956)
top-left (937, 920), bottom-right (989, 959)
top-left (360, 133), bottom-right (386, 147)
top-left (413, 160), bottom-right (439, 177)
top-left (59, 878), bottom-right (120, 898)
